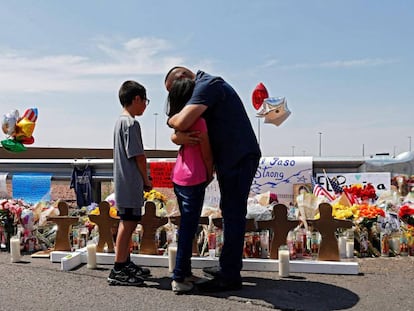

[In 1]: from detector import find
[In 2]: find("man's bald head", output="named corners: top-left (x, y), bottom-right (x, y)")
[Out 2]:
top-left (164, 66), bottom-right (196, 91)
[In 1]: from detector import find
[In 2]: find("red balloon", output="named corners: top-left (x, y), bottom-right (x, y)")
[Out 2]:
top-left (252, 82), bottom-right (269, 110)
top-left (20, 136), bottom-right (35, 145)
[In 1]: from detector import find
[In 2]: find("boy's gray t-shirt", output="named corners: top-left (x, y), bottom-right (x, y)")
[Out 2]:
top-left (113, 114), bottom-right (144, 213)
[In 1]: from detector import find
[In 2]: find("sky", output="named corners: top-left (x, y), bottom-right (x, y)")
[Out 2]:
top-left (0, 1), bottom-right (413, 158)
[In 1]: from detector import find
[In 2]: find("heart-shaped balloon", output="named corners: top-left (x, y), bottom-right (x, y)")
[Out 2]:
top-left (252, 82), bottom-right (269, 110)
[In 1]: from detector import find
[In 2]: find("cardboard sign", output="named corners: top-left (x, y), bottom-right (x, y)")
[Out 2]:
top-left (149, 161), bottom-right (175, 188)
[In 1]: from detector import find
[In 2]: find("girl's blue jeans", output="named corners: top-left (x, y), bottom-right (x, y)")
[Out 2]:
top-left (172, 182), bottom-right (206, 282)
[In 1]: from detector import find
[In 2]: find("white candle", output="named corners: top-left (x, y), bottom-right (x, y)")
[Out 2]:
top-left (389, 237), bottom-right (400, 255)
top-left (86, 243), bottom-right (97, 269)
top-left (338, 236), bottom-right (347, 258)
top-left (278, 246), bottom-right (290, 277)
top-left (10, 236), bottom-right (21, 263)
top-left (346, 240), bottom-right (354, 258)
top-left (168, 243), bottom-right (177, 273)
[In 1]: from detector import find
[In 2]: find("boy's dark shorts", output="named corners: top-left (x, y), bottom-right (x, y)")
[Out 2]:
top-left (118, 208), bottom-right (142, 221)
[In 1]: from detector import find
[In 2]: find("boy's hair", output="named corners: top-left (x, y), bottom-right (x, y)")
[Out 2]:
top-left (166, 78), bottom-right (195, 118)
top-left (118, 80), bottom-right (146, 107)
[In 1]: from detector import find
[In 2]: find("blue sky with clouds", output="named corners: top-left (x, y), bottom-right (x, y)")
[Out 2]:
top-left (1, 1), bottom-right (413, 157)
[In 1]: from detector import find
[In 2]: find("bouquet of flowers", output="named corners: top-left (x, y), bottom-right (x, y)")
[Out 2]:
top-left (144, 189), bottom-right (168, 217)
top-left (343, 183), bottom-right (377, 203)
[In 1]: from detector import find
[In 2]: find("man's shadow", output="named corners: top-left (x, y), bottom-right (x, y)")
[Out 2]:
top-left (151, 275), bottom-right (359, 311)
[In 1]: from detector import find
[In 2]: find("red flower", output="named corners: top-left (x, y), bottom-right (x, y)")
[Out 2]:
top-left (398, 204), bottom-right (414, 218)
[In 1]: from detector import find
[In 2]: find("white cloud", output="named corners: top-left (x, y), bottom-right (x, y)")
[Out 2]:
top-left (319, 58), bottom-right (398, 68)
top-left (0, 37), bottom-right (184, 93)
top-left (284, 58), bottom-right (398, 69)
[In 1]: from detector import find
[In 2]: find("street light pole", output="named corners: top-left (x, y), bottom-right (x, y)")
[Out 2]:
top-left (409, 136), bottom-right (412, 152)
top-left (257, 118), bottom-right (261, 146)
top-left (154, 113), bottom-right (158, 150)
top-left (318, 132), bottom-right (322, 156)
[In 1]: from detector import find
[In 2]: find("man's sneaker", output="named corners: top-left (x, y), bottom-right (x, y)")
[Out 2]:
top-left (125, 261), bottom-right (151, 278)
top-left (171, 280), bottom-right (194, 294)
top-left (184, 274), bottom-right (203, 284)
top-left (196, 276), bottom-right (242, 292)
top-left (202, 266), bottom-right (221, 277)
top-left (107, 267), bottom-right (145, 286)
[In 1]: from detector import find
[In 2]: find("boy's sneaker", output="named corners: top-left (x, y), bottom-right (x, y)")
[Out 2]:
top-left (171, 280), bottom-right (194, 294)
top-left (107, 267), bottom-right (145, 286)
top-left (125, 261), bottom-right (151, 278)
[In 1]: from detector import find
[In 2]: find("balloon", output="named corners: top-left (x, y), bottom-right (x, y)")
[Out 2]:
top-left (252, 82), bottom-right (269, 110)
top-left (1, 109), bottom-right (19, 136)
top-left (1, 107), bottom-right (38, 152)
top-left (20, 136), bottom-right (35, 145)
top-left (1, 138), bottom-right (27, 152)
top-left (15, 117), bottom-right (36, 139)
top-left (22, 108), bottom-right (38, 122)
top-left (21, 209), bottom-right (35, 232)
top-left (256, 97), bottom-right (291, 127)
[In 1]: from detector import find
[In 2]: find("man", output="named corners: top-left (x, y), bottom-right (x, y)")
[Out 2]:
top-left (165, 67), bottom-right (261, 292)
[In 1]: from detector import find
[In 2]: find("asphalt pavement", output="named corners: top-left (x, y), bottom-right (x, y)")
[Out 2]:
top-left (0, 251), bottom-right (413, 311)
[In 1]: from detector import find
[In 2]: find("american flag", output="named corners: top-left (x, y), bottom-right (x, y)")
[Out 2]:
top-left (328, 176), bottom-right (356, 204)
top-left (311, 176), bottom-right (335, 201)
top-left (328, 176), bottom-right (343, 194)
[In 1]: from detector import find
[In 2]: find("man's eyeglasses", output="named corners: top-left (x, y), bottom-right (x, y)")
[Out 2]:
top-left (145, 98), bottom-right (150, 106)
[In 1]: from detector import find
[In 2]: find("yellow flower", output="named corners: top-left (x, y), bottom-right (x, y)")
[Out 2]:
top-left (144, 189), bottom-right (167, 204)
top-left (89, 206), bottom-right (118, 218)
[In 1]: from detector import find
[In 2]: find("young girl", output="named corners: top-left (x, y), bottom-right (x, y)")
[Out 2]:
top-left (166, 78), bottom-right (213, 294)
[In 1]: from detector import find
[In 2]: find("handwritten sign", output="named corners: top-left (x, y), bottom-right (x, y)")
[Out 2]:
top-left (204, 178), bottom-right (220, 208)
top-left (149, 161), bottom-right (175, 188)
top-left (251, 157), bottom-right (313, 204)
top-left (316, 172), bottom-right (391, 195)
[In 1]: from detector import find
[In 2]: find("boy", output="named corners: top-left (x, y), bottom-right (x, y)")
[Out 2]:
top-left (107, 80), bottom-right (153, 286)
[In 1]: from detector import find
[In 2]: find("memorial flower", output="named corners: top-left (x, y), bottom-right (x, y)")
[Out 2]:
top-left (144, 189), bottom-right (168, 217)
top-left (144, 189), bottom-right (167, 204)
top-left (89, 204), bottom-right (118, 219)
top-left (343, 183), bottom-right (377, 203)
top-left (398, 204), bottom-right (414, 226)
top-left (357, 203), bottom-right (385, 219)
top-left (0, 199), bottom-right (28, 227)
top-left (331, 202), bottom-right (359, 220)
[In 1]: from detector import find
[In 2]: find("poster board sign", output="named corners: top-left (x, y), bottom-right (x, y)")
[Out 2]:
top-left (250, 157), bottom-right (313, 205)
top-left (149, 161), bottom-right (175, 188)
top-left (315, 172), bottom-right (391, 195)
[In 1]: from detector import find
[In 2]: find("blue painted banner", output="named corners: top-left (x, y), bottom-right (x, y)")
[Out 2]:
top-left (12, 173), bottom-right (52, 204)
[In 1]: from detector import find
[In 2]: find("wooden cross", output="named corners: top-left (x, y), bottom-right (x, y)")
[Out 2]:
top-left (88, 201), bottom-right (120, 253)
top-left (312, 203), bottom-right (353, 261)
top-left (47, 201), bottom-right (79, 251)
top-left (139, 201), bottom-right (169, 255)
top-left (257, 204), bottom-right (300, 259)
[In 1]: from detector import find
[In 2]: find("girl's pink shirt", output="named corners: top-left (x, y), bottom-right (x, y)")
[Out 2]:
top-left (172, 118), bottom-right (208, 186)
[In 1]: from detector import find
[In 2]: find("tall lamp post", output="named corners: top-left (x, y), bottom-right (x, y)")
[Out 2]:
top-left (257, 119), bottom-right (261, 146)
top-left (153, 113), bottom-right (158, 150)
top-left (409, 136), bottom-right (412, 152)
top-left (318, 132), bottom-right (322, 156)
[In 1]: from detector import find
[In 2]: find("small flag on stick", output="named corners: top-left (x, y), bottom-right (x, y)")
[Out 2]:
top-left (311, 176), bottom-right (335, 201)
